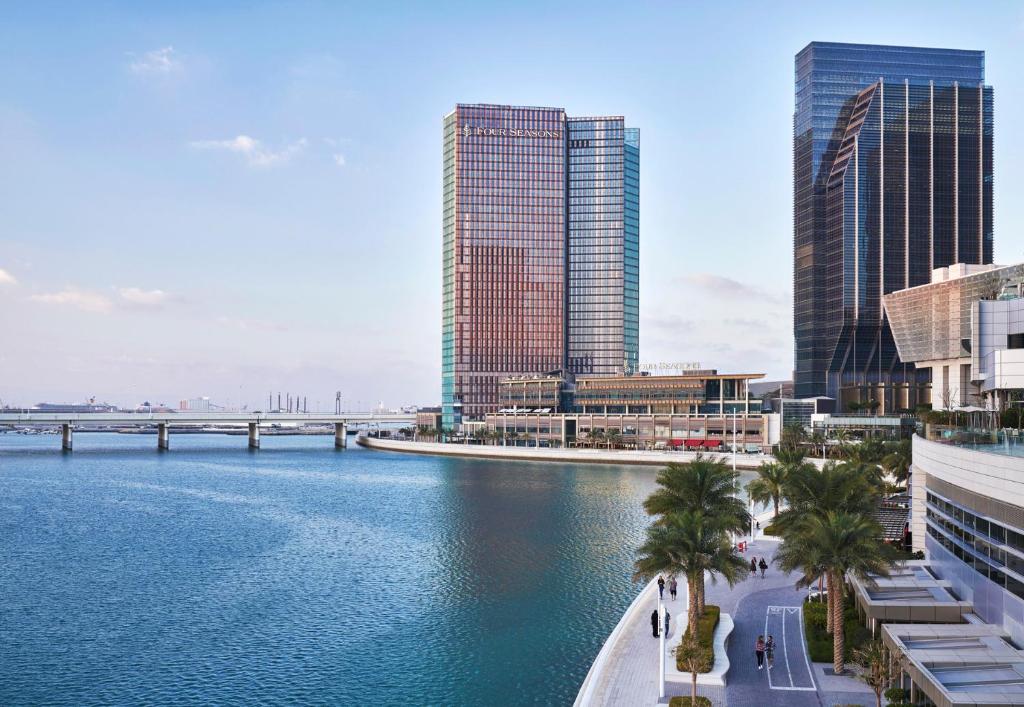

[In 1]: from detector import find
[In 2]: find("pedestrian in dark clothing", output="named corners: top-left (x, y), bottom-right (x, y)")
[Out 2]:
top-left (669, 577), bottom-right (678, 600)
top-left (651, 610), bottom-right (660, 638)
top-left (657, 576), bottom-right (665, 599)
top-left (664, 611), bottom-right (671, 636)
top-left (759, 557), bottom-right (768, 579)
top-left (755, 635), bottom-right (766, 669)
top-left (756, 520), bottom-right (761, 531)
top-left (750, 557), bottom-right (757, 577)
top-left (765, 635), bottom-right (775, 669)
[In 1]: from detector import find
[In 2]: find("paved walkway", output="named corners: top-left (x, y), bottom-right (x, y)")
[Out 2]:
top-left (585, 527), bottom-right (876, 707)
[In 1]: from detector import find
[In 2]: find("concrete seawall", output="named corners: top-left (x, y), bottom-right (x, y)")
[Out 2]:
top-left (356, 435), bottom-right (773, 469)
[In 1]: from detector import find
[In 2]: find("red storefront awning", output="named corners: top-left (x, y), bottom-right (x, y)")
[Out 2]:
top-left (684, 439), bottom-right (703, 448)
top-left (702, 440), bottom-right (722, 449)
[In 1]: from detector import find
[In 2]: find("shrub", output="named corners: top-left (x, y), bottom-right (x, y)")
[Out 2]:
top-left (669, 697), bottom-right (711, 707)
top-left (762, 523), bottom-right (778, 536)
top-left (884, 686), bottom-right (910, 705)
top-left (676, 605), bottom-right (720, 673)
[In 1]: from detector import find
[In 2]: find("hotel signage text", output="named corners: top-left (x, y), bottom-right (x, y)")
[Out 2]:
top-left (462, 124), bottom-right (561, 139)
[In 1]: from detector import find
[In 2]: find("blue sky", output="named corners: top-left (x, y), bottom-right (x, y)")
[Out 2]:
top-left (1, 1), bottom-right (1023, 410)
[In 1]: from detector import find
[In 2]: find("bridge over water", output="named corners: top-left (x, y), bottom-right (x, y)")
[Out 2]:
top-left (0, 412), bottom-right (416, 451)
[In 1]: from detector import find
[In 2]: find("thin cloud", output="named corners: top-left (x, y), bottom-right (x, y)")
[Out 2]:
top-left (31, 288), bottom-right (112, 313)
top-left (0, 268), bottom-right (16, 285)
top-left (680, 272), bottom-right (784, 303)
top-left (332, 153), bottom-right (346, 167)
top-left (190, 135), bottom-right (308, 167)
top-left (216, 316), bottom-right (289, 332)
top-left (129, 46), bottom-right (181, 75)
top-left (118, 287), bottom-right (168, 307)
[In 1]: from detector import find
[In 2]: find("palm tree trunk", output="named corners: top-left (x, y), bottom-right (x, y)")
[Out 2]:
top-left (696, 571), bottom-right (705, 617)
top-left (772, 497), bottom-right (779, 518)
top-left (688, 572), bottom-right (699, 638)
top-left (832, 570), bottom-right (845, 674)
top-left (691, 671), bottom-right (698, 704)
top-left (825, 573), bottom-right (834, 634)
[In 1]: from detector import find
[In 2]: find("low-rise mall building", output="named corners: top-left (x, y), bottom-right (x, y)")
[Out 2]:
top-left (885, 262), bottom-right (1024, 411)
top-left (487, 369), bottom-right (769, 449)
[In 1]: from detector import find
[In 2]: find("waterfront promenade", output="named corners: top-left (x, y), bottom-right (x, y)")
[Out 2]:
top-left (357, 436), bottom-right (789, 469)
top-left (580, 526), bottom-right (876, 707)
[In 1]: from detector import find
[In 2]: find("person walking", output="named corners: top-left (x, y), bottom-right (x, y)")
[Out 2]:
top-left (755, 635), bottom-right (766, 670)
top-left (765, 635), bottom-right (776, 670)
top-left (650, 609), bottom-right (660, 638)
top-left (664, 610), bottom-right (671, 636)
top-left (750, 557), bottom-right (758, 578)
top-left (657, 575), bottom-right (665, 599)
top-left (759, 557), bottom-right (768, 579)
top-left (669, 577), bottom-right (678, 601)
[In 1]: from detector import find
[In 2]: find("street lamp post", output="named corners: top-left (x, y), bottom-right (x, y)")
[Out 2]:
top-left (658, 595), bottom-right (666, 700)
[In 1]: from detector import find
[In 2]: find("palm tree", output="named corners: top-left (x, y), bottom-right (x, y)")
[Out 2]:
top-left (774, 461), bottom-right (879, 633)
top-left (588, 429), bottom-right (604, 449)
top-left (853, 639), bottom-right (895, 707)
top-left (746, 462), bottom-right (788, 518)
top-left (775, 511), bottom-right (895, 674)
top-left (780, 422), bottom-right (808, 452)
top-left (643, 455), bottom-right (751, 614)
top-left (634, 511), bottom-right (747, 631)
top-left (881, 440), bottom-right (912, 490)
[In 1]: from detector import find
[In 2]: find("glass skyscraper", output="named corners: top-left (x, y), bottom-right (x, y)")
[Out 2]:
top-left (793, 42), bottom-right (993, 410)
top-left (442, 104), bottom-right (639, 427)
top-left (567, 118), bottom-right (639, 377)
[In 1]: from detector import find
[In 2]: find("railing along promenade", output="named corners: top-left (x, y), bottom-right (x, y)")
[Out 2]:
top-left (0, 411), bottom-right (415, 451)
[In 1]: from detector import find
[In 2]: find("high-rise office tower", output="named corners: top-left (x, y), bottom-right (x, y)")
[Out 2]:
top-left (442, 104), bottom-right (639, 427)
top-left (567, 118), bottom-right (640, 377)
top-left (793, 42), bottom-right (993, 410)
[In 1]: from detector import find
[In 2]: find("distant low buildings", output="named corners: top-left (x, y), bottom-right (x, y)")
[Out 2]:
top-left (179, 396), bottom-right (212, 412)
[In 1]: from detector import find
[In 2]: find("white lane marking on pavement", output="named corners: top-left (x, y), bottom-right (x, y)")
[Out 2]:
top-left (782, 598), bottom-right (790, 684)
top-left (798, 605), bottom-right (817, 691)
top-left (765, 606), bottom-right (816, 691)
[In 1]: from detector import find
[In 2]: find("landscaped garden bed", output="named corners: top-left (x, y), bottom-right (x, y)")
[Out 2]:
top-left (676, 605), bottom-right (720, 672)
top-left (802, 597), bottom-right (871, 662)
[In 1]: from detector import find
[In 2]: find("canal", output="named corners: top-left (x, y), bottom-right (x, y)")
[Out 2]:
top-left (0, 434), bottom-right (758, 705)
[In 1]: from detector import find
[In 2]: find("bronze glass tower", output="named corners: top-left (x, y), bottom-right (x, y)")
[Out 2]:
top-left (442, 104), bottom-right (638, 426)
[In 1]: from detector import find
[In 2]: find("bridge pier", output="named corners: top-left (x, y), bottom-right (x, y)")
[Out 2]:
top-left (335, 422), bottom-right (347, 449)
top-left (157, 423), bottom-right (170, 451)
top-left (248, 422), bottom-right (260, 449)
top-left (61, 423), bottom-right (73, 451)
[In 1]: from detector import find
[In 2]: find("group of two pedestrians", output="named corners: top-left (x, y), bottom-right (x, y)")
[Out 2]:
top-left (650, 575), bottom-right (677, 638)
top-left (749, 556), bottom-right (768, 579)
top-left (755, 634), bottom-right (776, 670)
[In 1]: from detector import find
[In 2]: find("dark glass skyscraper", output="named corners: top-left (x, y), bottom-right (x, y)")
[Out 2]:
top-left (442, 104), bottom-right (638, 427)
top-left (793, 42), bottom-right (993, 410)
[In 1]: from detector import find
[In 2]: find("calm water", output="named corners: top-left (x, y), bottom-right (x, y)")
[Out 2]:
top-left (0, 433), bottom-right (756, 705)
